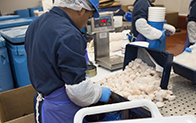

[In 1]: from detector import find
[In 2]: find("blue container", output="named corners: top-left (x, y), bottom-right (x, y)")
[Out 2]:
top-left (28, 7), bottom-right (43, 17)
top-left (0, 36), bottom-right (14, 92)
top-left (14, 9), bottom-right (30, 18)
top-left (124, 44), bottom-right (173, 89)
top-left (146, 21), bottom-right (166, 51)
top-left (0, 18), bottom-right (33, 29)
top-left (124, 12), bottom-right (132, 22)
top-left (0, 15), bottom-right (20, 21)
top-left (0, 25), bottom-right (31, 87)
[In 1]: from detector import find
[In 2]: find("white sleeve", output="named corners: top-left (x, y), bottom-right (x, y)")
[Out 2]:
top-left (135, 18), bottom-right (162, 40)
top-left (187, 21), bottom-right (196, 43)
top-left (65, 77), bottom-right (102, 107)
top-left (163, 23), bottom-right (176, 35)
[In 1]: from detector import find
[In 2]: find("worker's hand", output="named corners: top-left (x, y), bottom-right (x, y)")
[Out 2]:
top-left (165, 30), bottom-right (173, 36)
top-left (163, 24), bottom-right (176, 36)
top-left (183, 47), bottom-right (193, 53)
top-left (158, 30), bottom-right (166, 42)
top-left (99, 87), bottom-right (111, 102)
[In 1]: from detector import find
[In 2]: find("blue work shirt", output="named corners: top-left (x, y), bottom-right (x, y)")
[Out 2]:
top-left (25, 7), bottom-right (87, 96)
top-left (188, 1), bottom-right (196, 22)
top-left (131, 0), bottom-right (154, 37)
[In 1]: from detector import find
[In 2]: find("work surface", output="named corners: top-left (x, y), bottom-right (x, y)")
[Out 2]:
top-left (89, 51), bottom-right (196, 117)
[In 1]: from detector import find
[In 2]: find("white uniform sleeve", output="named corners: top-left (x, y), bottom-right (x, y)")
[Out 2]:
top-left (187, 21), bottom-right (196, 43)
top-left (163, 23), bottom-right (176, 35)
top-left (65, 77), bottom-right (102, 107)
top-left (135, 18), bottom-right (162, 40)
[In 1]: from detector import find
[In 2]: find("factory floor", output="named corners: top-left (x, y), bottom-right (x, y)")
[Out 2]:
top-left (165, 29), bottom-right (187, 56)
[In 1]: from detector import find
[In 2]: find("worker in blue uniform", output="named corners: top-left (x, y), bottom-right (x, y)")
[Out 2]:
top-left (25, 0), bottom-right (111, 123)
top-left (131, 0), bottom-right (175, 48)
top-left (183, 0), bottom-right (196, 52)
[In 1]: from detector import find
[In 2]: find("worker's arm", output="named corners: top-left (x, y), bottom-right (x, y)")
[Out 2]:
top-left (65, 77), bottom-right (102, 107)
top-left (57, 32), bottom-right (110, 107)
top-left (135, 18), bottom-right (164, 40)
top-left (187, 21), bottom-right (196, 43)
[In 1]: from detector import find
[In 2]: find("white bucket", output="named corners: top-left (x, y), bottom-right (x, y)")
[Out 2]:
top-left (148, 7), bottom-right (166, 22)
top-left (113, 16), bottom-right (123, 28)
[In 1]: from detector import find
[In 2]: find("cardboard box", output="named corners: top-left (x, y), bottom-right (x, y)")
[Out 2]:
top-left (99, 0), bottom-right (121, 9)
top-left (121, 4), bottom-right (133, 12)
top-left (0, 85), bottom-right (36, 123)
top-left (165, 11), bottom-right (179, 28)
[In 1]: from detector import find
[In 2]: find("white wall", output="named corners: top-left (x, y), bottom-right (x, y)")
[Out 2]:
top-left (0, 0), bottom-right (41, 15)
top-left (116, 0), bottom-right (192, 16)
top-left (0, 0), bottom-right (192, 16)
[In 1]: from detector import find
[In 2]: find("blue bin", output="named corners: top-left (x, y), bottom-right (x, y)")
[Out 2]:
top-left (146, 21), bottom-right (166, 51)
top-left (28, 7), bottom-right (43, 17)
top-left (124, 44), bottom-right (174, 89)
top-left (0, 15), bottom-right (20, 21)
top-left (0, 36), bottom-right (14, 92)
top-left (0, 25), bottom-right (31, 87)
top-left (0, 18), bottom-right (33, 29)
top-left (14, 9), bottom-right (30, 18)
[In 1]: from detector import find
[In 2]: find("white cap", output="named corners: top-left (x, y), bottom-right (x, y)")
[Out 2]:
top-left (53, 0), bottom-right (95, 11)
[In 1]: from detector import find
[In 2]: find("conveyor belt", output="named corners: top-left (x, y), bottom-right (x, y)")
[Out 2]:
top-left (157, 73), bottom-right (196, 117)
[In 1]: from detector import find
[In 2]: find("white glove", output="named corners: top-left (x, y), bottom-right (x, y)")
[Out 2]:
top-left (187, 21), bottom-right (196, 43)
top-left (163, 23), bottom-right (176, 36)
top-left (135, 18), bottom-right (162, 40)
top-left (65, 77), bottom-right (102, 107)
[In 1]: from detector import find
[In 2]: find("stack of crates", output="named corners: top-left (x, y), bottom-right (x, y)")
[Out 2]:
top-left (0, 25), bottom-right (31, 88)
top-left (0, 36), bottom-right (14, 92)
top-left (14, 7), bottom-right (43, 18)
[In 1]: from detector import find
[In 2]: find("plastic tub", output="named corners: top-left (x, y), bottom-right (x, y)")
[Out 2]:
top-left (123, 44), bottom-right (173, 89)
top-left (0, 25), bottom-right (31, 87)
top-left (146, 21), bottom-right (165, 50)
top-left (0, 18), bottom-right (33, 29)
top-left (81, 92), bottom-right (151, 123)
top-left (0, 15), bottom-right (20, 21)
top-left (14, 9), bottom-right (30, 18)
top-left (113, 16), bottom-right (123, 28)
top-left (0, 36), bottom-right (14, 92)
top-left (173, 53), bottom-right (196, 83)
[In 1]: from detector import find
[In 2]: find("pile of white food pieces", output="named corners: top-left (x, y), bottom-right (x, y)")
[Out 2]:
top-left (96, 58), bottom-right (176, 108)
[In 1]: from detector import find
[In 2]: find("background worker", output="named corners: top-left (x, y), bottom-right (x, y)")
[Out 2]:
top-left (25, 0), bottom-right (111, 123)
top-left (183, 0), bottom-right (196, 52)
top-left (131, 0), bottom-right (175, 49)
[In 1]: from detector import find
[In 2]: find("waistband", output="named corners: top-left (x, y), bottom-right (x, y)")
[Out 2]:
top-left (44, 86), bottom-right (71, 104)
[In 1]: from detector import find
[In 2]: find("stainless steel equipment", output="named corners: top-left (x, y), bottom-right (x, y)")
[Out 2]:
top-left (87, 12), bottom-right (124, 71)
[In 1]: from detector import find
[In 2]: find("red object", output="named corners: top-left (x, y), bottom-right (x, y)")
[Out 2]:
top-left (101, 19), bottom-right (107, 22)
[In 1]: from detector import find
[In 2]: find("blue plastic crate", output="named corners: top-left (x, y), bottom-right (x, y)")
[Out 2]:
top-left (84, 92), bottom-right (151, 122)
top-left (0, 18), bottom-right (33, 29)
top-left (0, 25), bottom-right (28, 43)
top-left (0, 25), bottom-right (31, 87)
top-left (173, 60), bottom-right (196, 83)
top-left (123, 44), bottom-right (174, 89)
top-left (28, 7), bottom-right (43, 17)
top-left (0, 15), bottom-right (20, 21)
top-left (0, 36), bottom-right (14, 92)
top-left (14, 9), bottom-right (30, 18)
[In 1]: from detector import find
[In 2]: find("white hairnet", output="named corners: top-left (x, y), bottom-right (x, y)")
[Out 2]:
top-left (53, 0), bottom-right (95, 11)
